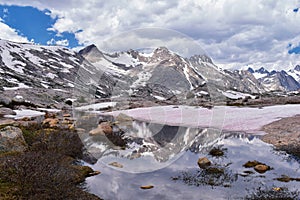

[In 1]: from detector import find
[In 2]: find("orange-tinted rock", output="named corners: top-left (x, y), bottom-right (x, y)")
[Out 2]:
top-left (197, 157), bottom-right (211, 169)
top-left (43, 118), bottom-right (59, 127)
top-left (63, 113), bottom-right (71, 117)
top-left (140, 185), bottom-right (154, 189)
top-left (89, 122), bottom-right (112, 135)
top-left (243, 160), bottom-right (262, 168)
top-left (108, 162), bottom-right (123, 168)
top-left (254, 164), bottom-right (270, 173)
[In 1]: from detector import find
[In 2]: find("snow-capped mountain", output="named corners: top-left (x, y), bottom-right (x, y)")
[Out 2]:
top-left (0, 39), bottom-right (114, 106)
top-left (288, 65), bottom-right (300, 82)
top-left (247, 67), bottom-right (300, 91)
top-left (0, 38), bottom-right (299, 107)
top-left (80, 44), bottom-right (265, 101)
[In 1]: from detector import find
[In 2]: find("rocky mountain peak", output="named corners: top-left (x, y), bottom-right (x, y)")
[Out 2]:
top-left (247, 65), bottom-right (300, 92)
top-left (294, 65), bottom-right (300, 71)
top-left (189, 54), bottom-right (213, 65)
top-left (153, 46), bottom-right (170, 54)
top-left (78, 44), bottom-right (98, 55)
top-left (152, 47), bottom-right (174, 57)
top-left (148, 46), bottom-right (179, 64)
top-left (247, 67), bottom-right (255, 73)
top-left (126, 49), bottom-right (140, 59)
top-left (78, 44), bottom-right (104, 63)
top-left (256, 67), bottom-right (269, 74)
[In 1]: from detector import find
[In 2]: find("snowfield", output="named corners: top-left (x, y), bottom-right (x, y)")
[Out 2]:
top-left (107, 104), bottom-right (300, 134)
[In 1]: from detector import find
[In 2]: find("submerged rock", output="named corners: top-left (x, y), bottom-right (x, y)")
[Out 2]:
top-left (239, 170), bottom-right (255, 177)
top-left (254, 164), bottom-right (270, 173)
top-left (243, 160), bottom-right (271, 174)
top-left (275, 175), bottom-right (300, 182)
top-left (109, 161), bottom-right (123, 168)
top-left (140, 185), bottom-right (154, 190)
top-left (243, 160), bottom-right (262, 168)
top-left (206, 167), bottom-right (225, 174)
top-left (0, 126), bottom-right (27, 152)
top-left (209, 147), bottom-right (225, 157)
top-left (197, 157), bottom-right (211, 169)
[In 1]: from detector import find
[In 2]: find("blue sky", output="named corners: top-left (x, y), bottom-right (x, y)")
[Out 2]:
top-left (0, 1), bottom-right (299, 70)
top-left (0, 5), bottom-right (80, 47)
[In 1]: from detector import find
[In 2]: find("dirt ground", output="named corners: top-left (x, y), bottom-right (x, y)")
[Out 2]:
top-left (261, 115), bottom-right (300, 158)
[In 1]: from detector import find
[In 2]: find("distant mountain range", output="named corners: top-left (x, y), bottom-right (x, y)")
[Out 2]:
top-left (0, 38), bottom-right (299, 107)
top-left (247, 66), bottom-right (300, 91)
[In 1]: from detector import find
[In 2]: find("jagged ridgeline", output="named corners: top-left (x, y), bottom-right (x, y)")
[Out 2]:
top-left (0, 38), bottom-right (299, 107)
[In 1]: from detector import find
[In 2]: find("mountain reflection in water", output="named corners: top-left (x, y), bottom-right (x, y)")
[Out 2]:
top-left (74, 113), bottom-right (300, 200)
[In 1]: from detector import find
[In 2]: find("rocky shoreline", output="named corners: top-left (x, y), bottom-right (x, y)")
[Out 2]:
top-left (0, 107), bottom-right (101, 200)
top-left (262, 115), bottom-right (300, 159)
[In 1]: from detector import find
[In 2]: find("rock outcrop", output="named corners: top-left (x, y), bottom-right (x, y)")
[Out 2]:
top-left (0, 126), bottom-right (27, 152)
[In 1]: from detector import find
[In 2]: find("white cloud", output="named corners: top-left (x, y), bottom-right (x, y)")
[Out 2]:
top-left (47, 38), bottom-right (69, 46)
top-left (1, 0), bottom-right (300, 70)
top-left (0, 21), bottom-right (28, 43)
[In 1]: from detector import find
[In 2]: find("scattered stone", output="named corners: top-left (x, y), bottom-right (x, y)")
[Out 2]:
top-left (82, 151), bottom-right (97, 164)
top-left (197, 157), bottom-right (211, 169)
top-left (254, 164), bottom-right (270, 173)
top-left (115, 113), bottom-right (133, 126)
top-left (275, 175), bottom-right (300, 182)
top-left (0, 107), bottom-right (16, 117)
top-left (109, 162), bottom-right (123, 168)
top-left (43, 118), bottom-right (59, 127)
top-left (44, 112), bottom-right (57, 119)
top-left (0, 119), bottom-right (16, 127)
top-left (209, 147), bottom-right (225, 157)
top-left (275, 175), bottom-right (292, 182)
top-left (243, 160), bottom-right (262, 168)
top-left (140, 185), bottom-right (154, 190)
top-left (0, 126), bottom-right (27, 152)
top-left (17, 120), bottom-right (39, 128)
top-left (89, 122), bottom-right (112, 135)
top-left (243, 160), bottom-right (271, 173)
top-left (63, 113), bottom-right (71, 117)
top-left (62, 119), bottom-right (70, 124)
top-left (68, 124), bottom-right (75, 130)
top-left (87, 171), bottom-right (101, 177)
top-left (21, 117), bottom-right (32, 121)
top-left (89, 127), bottom-right (104, 135)
top-left (223, 183), bottom-right (231, 188)
top-left (0, 96), bottom-right (12, 106)
top-left (206, 167), bottom-right (224, 174)
top-left (239, 170), bottom-right (255, 177)
top-left (272, 187), bottom-right (283, 192)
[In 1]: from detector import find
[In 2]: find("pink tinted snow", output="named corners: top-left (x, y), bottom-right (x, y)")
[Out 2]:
top-left (108, 104), bottom-right (300, 134)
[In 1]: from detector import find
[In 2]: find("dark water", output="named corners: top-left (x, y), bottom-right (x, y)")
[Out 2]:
top-left (75, 113), bottom-right (300, 199)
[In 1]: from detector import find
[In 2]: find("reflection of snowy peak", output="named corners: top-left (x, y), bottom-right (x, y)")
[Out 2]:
top-left (83, 119), bottom-right (221, 165)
